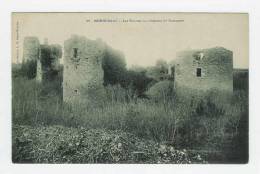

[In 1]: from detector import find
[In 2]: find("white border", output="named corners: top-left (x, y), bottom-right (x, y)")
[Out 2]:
top-left (0, 0), bottom-right (259, 174)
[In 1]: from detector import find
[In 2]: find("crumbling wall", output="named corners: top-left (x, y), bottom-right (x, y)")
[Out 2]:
top-left (23, 36), bottom-right (62, 82)
top-left (173, 47), bottom-right (233, 95)
top-left (63, 35), bottom-right (105, 104)
top-left (22, 37), bottom-right (40, 79)
top-left (36, 58), bottom-right (43, 82)
top-left (23, 37), bottom-right (40, 62)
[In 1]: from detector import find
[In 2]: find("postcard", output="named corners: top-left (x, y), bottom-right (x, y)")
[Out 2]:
top-left (11, 12), bottom-right (248, 164)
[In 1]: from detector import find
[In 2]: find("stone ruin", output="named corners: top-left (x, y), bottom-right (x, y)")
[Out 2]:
top-left (23, 37), bottom-right (40, 62)
top-left (23, 37), bottom-right (62, 83)
top-left (63, 35), bottom-right (106, 104)
top-left (23, 35), bottom-right (124, 104)
top-left (23, 36), bottom-right (233, 104)
top-left (169, 47), bottom-right (233, 95)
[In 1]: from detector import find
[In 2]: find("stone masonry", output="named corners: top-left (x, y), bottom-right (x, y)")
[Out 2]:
top-left (23, 37), bottom-right (62, 82)
top-left (63, 35), bottom-right (106, 104)
top-left (171, 47), bottom-right (233, 94)
top-left (23, 37), bottom-right (40, 62)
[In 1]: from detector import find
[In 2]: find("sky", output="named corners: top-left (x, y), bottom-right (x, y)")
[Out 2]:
top-left (12, 13), bottom-right (249, 68)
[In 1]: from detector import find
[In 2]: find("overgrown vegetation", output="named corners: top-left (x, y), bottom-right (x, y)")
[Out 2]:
top-left (102, 47), bottom-right (153, 97)
top-left (13, 125), bottom-right (206, 163)
top-left (12, 62), bottom-right (248, 163)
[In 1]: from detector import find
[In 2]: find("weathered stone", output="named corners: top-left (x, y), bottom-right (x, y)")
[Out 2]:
top-left (171, 47), bottom-right (233, 95)
top-left (63, 35), bottom-right (105, 104)
top-left (23, 37), bottom-right (40, 62)
top-left (23, 36), bottom-right (62, 82)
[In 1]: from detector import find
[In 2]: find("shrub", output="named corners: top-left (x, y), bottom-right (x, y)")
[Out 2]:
top-left (12, 76), bottom-right (248, 163)
top-left (102, 47), bottom-right (127, 86)
top-left (19, 60), bottom-right (37, 79)
top-left (233, 69), bottom-right (248, 91)
top-left (12, 125), bottom-right (206, 163)
top-left (145, 80), bottom-right (175, 102)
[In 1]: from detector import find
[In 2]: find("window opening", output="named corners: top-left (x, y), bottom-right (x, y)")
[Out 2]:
top-left (73, 48), bottom-right (78, 58)
top-left (196, 68), bottom-right (202, 77)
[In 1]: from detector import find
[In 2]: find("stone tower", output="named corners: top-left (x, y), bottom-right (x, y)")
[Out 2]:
top-left (63, 35), bottom-right (105, 104)
top-left (171, 47), bottom-right (233, 94)
top-left (23, 36), bottom-right (62, 82)
top-left (23, 37), bottom-right (40, 62)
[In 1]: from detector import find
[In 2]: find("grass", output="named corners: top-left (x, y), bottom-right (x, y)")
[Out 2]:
top-left (13, 125), bottom-right (206, 163)
top-left (12, 74), bottom-right (248, 163)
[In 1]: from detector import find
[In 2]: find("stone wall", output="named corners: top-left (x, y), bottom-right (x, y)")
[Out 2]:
top-left (23, 37), bottom-right (40, 62)
top-left (172, 47), bottom-right (233, 95)
top-left (22, 37), bottom-right (40, 79)
top-left (23, 36), bottom-right (62, 82)
top-left (63, 35), bottom-right (105, 104)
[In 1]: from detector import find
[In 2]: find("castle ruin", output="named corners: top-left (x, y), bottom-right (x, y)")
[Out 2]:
top-left (22, 37), bottom-right (62, 82)
top-left (63, 35), bottom-right (106, 104)
top-left (23, 36), bottom-right (233, 103)
top-left (23, 37), bottom-right (40, 62)
top-left (170, 47), bottom-right (233, 94)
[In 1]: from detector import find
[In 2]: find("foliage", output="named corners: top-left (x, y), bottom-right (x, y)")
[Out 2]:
top-left (146, 80), bottom-right (175, 102)
top-left (19, 60), bottom-right (37, 79)
top-left (101, 49), bottom-right (153, 97)
top-left (12, 63), bottom-right (22, 78)
top-left (12, 67), bottom-right (248, 163)
top-left (13, 125), bottom-right (206, 163)
top-left (123, 70), bottom-right (154, 97)
top-left (146, 59), bottom-right (169, 81)
top-left (102, 47), bottom-right (127, 86)
top-left (233, 69), bottom-right (248, 91)
top-left (40, 45), bottom-right (62, 67)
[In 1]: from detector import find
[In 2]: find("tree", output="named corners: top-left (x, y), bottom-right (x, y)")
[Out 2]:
top-left (20, 60), bottom-right (37, 79)
top-left (146, 59), bottom-right (169, 81)
top-left (102, 46), bottom-right (127, 86)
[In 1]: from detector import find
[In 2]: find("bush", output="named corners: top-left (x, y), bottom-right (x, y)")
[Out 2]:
top-left (123, 70), bottom-right (153, 97)
top-left (12, 76), bottom-right (248, 163)
top-left (102, 48), bottom-right (153, 97)
top-left (145, 80), bottom-right (175, 102)
top-left (233, 69), bottom-right (248, 91)
top-left (102, 47), bottom-right (127, 86)
top-left (13, 125), bottom-right (206, 163)
top-left (18, 60), bottom-right (37, 79)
